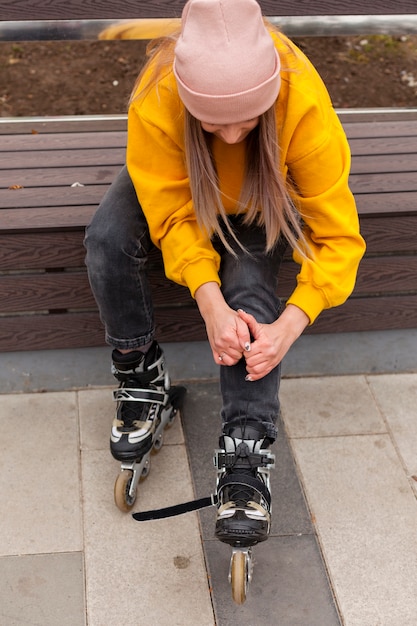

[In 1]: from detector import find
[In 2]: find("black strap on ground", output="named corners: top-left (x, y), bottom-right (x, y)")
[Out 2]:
top-left (132, 494), bottom-right (217, 521)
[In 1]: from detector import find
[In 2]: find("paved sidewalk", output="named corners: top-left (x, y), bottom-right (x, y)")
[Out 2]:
top-left (1, 372), bottom-right (417, 625)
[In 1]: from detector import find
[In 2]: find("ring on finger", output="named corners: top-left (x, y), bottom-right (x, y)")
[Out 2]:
top-left (218, 353), bottom-right (225, 361)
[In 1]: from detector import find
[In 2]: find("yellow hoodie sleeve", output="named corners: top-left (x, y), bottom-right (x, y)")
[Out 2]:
top-left (126, 70), bottom-right (221, 297)
top-left (284, 107), bottom-right (366, 323)
top-left (276, 37), bottom-right (366, 323)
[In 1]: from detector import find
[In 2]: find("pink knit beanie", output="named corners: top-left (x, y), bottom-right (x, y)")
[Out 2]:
top-left (173, 0), bottom-right (281, 124)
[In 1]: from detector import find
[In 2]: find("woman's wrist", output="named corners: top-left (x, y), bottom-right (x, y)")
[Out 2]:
top-left (273, 304), bottom-right (310, 341)
top-left (194, 281), bottom-right (225, 318)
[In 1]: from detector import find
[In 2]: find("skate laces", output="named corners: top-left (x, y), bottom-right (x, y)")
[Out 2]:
top-left (227, 442), bottom-right (264, 508)
top-left (215, 415), bottom-right (273, 518)
top-left (112, 344), bottom-right (166, 430)
top-left (117, 378), bottom-right (150, 428)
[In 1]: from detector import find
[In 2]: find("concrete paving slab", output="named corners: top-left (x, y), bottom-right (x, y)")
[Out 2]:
top-left (367, 373), bottom-right (417, 479)
top-left (0, 552), bottom-right (85, 626)
top-left (280, 376), bottom-right (386, 438)
top-left (291, 434), bottom-right (417, 626)
top-left (0, 392), bottom-right (82, 556)
top-left (204, 535), bottom-right (341, 625)
top-left (81, 446), bottom-right (214, 626)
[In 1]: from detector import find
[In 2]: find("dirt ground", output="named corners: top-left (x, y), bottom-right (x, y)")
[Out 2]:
top-left (1, 34), bottom-right (417, 117)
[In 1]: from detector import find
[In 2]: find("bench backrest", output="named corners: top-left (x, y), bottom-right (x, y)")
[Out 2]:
top-left (1, 1), bottom-right (417, 41)
top-left (1, 0), bottom-right (417, 20)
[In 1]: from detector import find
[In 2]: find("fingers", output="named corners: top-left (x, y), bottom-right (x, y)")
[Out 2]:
top-left (209, 308), bottom-right (262, 368)
top-left (237, 308), bottom-right (260, 340)
top-left (235, 313), bottom-right (251, 353)
top-left (214, 349), bottom-right (241, 366)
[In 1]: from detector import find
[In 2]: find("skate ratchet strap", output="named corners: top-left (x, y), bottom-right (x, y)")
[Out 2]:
top-left (114, 364), bottom-right (165, 387)
top-left (214, 450), bottom-right (275, 470)
top-left (216, 473), bottom-right (271, 506)
top-left (113, 388), bottom-right (168, 406)
top-left (132, 494), bottom-right (218, 521)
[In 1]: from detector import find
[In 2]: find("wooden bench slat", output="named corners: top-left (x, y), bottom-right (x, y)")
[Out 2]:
top-left (344, 120), bottom-right (417, 139)
top-left (0, 312), bottom-right (108, 352)
top-left (353, 256), bottom-right (417, 295)
top-left (279, 255), bottom-right (417, 298)
top-left (0, 165), bottom-right (121, 188)
top-left (0, 270), bottom-right (193, 313)
top-left (349, 135), bottom-right (417, 156)
top-left (0, 231), bottom-right (163, 269)
top-left (0, 117), bottom-right (128, 135)
top-left (0, 308), bottom-right (205, 352)
top-left (0, 187), bottom-right (105, 210)
top-left (0, 148), bottom-right (124, 171)
top-left (0, 272), bottom-right (96, 313)
top-left (360, 215), bottom-right (417, 253)
top-left (350, 153), bottom-right (417, 175)
top-left (350, 172), bottom-right (417, 194)
top-left (0, 130), bottom-right (127, 152)
top-left (309, 294), bottom-right (417, 334)
top-left (0, 206), bottom-right (96, 232)
top-left (0, 232), bottom-right (87, 269)
top-left (354, 191), bottom-right (417, 216)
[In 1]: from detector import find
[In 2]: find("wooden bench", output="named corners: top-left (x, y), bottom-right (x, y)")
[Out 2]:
top-left (1, 1), bottom-right (417, 353)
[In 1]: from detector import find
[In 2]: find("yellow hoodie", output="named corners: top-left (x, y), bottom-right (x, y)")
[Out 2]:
top-left (126, 33), bottom-right (366, 324)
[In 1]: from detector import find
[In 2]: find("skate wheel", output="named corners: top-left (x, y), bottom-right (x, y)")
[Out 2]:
top-left (114, 470), bottom-right (136, 512)
top-left (231, 550), bottom-right (250, 605)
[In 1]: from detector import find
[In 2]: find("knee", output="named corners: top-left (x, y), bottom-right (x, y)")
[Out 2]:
top-left (222, 269), bottom-right (281, 324)
top-left (84, 176), bottom-right (150, 268)
top-left (84, 205), bottom-right (122, 269)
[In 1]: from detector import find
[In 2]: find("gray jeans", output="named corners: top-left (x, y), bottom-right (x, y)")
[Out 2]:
top-left (84, 166), bottom-right (288, 440)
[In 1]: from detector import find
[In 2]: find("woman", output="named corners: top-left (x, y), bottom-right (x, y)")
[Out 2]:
top-left (85, 0), bottom-right (365, 547)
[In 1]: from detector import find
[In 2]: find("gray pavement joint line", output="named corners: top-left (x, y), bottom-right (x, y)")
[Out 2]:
top-left (75, 390), bottom-right (89, 626)
top-left (180, 416), bottom-right (218, 622)
top-left (284, 435), bottom-right (344, 624)
top-left (364, 374), bottom-right (417, 491)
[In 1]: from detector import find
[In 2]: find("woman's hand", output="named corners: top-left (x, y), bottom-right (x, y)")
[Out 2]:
top-left (195, 282), bottom-right (251, 365)
top-left (238, 305), bottom-right (309, 381)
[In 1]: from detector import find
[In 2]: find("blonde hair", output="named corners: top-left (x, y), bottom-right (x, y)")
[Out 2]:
top-left (130, 25), bottom-right (307, 257)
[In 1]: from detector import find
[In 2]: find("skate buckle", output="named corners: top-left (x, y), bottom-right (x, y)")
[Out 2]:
top-left (213, 449), bottom-right (275, 470)
top-left (262, 451), bottom-right (275, 469)
top-left (213, 449), bottom-right (236, 469)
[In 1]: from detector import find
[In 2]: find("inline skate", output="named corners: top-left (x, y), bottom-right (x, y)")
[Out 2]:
top-left (110, 341), bottom-right (186, 512)
top-left (213, 420), bottom-right (275, 604)
top-left (132, 417), bottom-right (274, 604)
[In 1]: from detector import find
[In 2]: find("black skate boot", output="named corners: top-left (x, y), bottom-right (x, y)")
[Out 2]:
top-left (214, 421), bottom-right (275, 548)
top-left (110, 341), bottom-right (170, 461)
